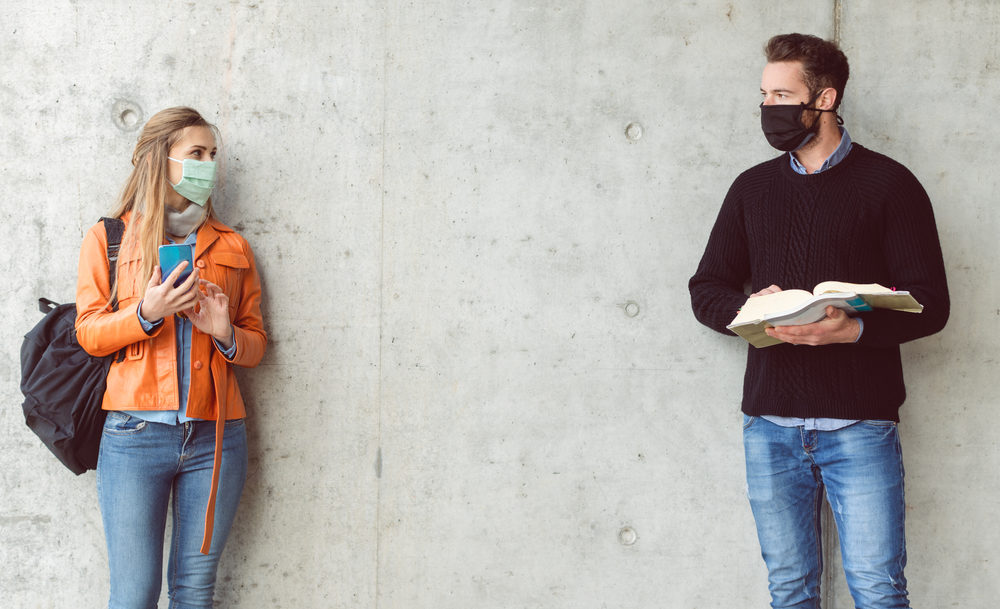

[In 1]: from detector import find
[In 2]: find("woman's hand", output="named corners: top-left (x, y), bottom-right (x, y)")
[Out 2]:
top-left (139, 263), bottom-right (201, 322)
top-left (187, 279), bottom-right (234, 349)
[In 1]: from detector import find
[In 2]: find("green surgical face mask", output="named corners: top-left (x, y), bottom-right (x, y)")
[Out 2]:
top-left (167, 157), bottom-right (216, 206)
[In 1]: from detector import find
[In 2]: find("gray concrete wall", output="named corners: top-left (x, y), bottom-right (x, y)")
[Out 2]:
top-left (1, 1), bottom-right (996, 607)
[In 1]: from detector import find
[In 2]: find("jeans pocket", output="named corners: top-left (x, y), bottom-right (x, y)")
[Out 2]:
top-left (859, 419), bottom-right (897, 428)
top-left (103, 412), bottom-right (148, 435)
top-left (222, 418), bottom-right (247, 445)
top-left (743, 414), bottom-right (757, 430)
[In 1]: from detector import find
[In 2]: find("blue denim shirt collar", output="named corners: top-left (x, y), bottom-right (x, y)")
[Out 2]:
top-left (790, 127), bottom-right (852, 175)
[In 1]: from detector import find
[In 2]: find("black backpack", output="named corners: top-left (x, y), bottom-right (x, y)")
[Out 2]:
top-left (19, 217), bottom-right (125, 475)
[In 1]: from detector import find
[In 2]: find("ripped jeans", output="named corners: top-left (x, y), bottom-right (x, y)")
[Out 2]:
top-left (97, 412), bottom-right (247, 609)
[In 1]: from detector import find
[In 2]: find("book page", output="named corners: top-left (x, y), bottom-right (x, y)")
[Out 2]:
top-left (813, 281), bottom-right (892, 295)
top-left (730, 289), bottom-right (814, 325)
top-left (813, 281), bottom-right (922, 312)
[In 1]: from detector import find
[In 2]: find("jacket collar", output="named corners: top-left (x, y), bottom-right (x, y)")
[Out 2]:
top-left (194, 216), bottom-right (234, 260)
top-left (194, 217), bottom-right (221, 260)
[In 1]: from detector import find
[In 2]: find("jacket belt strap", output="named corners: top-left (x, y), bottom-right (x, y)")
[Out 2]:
top-left (199, 353), bottom-right (229, 555)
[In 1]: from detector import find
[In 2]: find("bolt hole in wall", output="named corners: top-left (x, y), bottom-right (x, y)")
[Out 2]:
top-left (624, 121), bottom-right (643, 142)
top-left (111, 99), bottom-right (143, 132)
top-left (618, 526), bottom-right (638, 546)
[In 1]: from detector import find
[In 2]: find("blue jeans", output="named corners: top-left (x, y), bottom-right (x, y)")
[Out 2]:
top-left (97, 412), bottom-right (247, 609)
top-left (743, 415), bottom-right (909, 609)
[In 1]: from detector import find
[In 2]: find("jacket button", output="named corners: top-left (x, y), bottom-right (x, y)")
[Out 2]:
top-left (193, 361), bottom-right (203, 370)
top-left (196, 260), bottom-right (206, 268)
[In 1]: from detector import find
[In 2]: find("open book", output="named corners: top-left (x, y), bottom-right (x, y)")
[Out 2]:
top-left (726, 281), bottom-right (923, 348)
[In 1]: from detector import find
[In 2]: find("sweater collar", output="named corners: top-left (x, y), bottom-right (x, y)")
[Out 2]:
top-left (789, 127), bottom-right (853, 175)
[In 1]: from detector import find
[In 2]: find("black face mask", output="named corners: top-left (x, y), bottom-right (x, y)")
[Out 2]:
top-left (759, 101), bottom-right (841, 151)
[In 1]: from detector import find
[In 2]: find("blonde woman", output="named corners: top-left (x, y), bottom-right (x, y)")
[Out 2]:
top-left (76, 106), bottom-right (266, 608)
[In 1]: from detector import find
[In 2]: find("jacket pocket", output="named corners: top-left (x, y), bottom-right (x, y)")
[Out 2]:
top-left (208, 252), bottom-right (250, 311)
top-left (114, 250), bottom-right (145, 301)
top-left (211, 252), bottom-right (250, 270)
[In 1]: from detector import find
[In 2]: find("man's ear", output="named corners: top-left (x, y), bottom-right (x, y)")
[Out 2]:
top-left (815, 87), bottom-right (838, 111)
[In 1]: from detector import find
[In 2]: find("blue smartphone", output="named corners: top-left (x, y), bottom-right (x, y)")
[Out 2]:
top-left (158, 244), bottom-right (194, 287)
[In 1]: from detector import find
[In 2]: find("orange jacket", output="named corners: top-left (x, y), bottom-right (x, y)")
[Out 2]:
top-left (76, 213), bottom-right (266, 419)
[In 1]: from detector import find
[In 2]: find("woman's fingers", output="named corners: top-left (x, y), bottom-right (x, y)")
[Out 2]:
top-left (161, 261), bottom-right (189, 288)
top-left (146, 265), bottom-right (163, 289)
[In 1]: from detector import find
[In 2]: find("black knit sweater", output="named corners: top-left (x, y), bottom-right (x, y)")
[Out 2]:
top-left (689, 144), bottom-right (949, 421)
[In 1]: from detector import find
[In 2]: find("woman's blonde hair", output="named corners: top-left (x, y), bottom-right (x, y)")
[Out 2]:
top-left (110, 106), bottom-right (218, 296)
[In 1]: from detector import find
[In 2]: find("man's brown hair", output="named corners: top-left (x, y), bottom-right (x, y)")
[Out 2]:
top-left (765, 33), bottom-right (850, 111)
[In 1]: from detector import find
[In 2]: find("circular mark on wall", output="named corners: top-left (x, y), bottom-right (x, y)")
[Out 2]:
top-left (624, 301), bottom-right (640, 318)
top-left (111, 99), bottom-right (143, 132)
top-left (624, 121), bottom-right (643, 142)
top-left (618, 526), bottom-right (638, 546)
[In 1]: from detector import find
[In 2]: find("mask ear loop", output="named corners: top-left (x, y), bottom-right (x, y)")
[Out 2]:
top-left (809, 107), bottom-right (843, 125)
top-left (805, 88), bottom-right (844, 125)
top-left (799, 102), bottom-right (843, 132)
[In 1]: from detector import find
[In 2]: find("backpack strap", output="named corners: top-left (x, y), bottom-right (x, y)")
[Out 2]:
top-left (101, 217), bottom-right (125, 311)
top-left (38, 297), bottom-right (59, 314)
top-left (100, 217), bottom-right (127, 363)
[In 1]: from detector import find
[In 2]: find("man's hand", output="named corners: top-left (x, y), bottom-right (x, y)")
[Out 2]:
top-left (751, 284), bottom-right (783, 297)
top-left (765, 305), bottom-right (861, 346)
